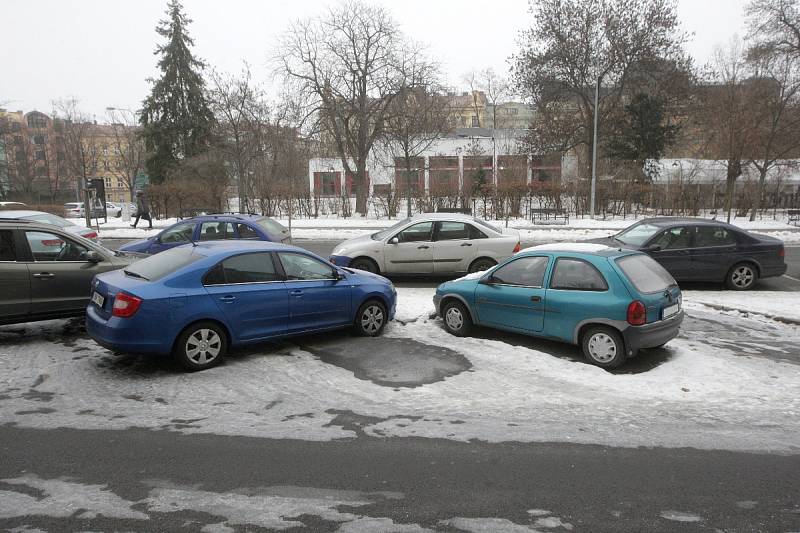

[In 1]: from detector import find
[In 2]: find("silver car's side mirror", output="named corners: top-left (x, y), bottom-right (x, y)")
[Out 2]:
top-left (389, 237), bottom-right (399, 245)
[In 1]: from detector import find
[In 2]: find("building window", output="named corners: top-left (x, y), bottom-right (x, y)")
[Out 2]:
top-left (103, 160), bottom-right (110, 170)
top-left (102, 145), bottom-right (109, 156)
top-left (15, 150), bottom-right (25, 162)
top-left (117, 178), bottom-right (124, 188)
top-left (33, 134), bottom-right (45, 145)
top-left (57, 151), bottom-right (65, 162)
top-left (105, 177), bottom-right (112, 188)
top-left (11, 122), bottom-right (21, 132)
top-left (471, 115), bottom-right (479, 127)
top-left (36, 166), bottom-right (47, 177)
top-left (27, 115), bottom-right (48, 128)
top-left (321, 172), bottom-right (336, 195)
top-left (13, 135), bottom-right (23, 146)
top-left (35, 150), bottom-right (46, 161)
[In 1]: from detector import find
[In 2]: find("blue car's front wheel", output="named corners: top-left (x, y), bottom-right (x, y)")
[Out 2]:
top-left (354, 300), bottom-right (387, 337)
top-left (175, 321), bottom-right (228, 371)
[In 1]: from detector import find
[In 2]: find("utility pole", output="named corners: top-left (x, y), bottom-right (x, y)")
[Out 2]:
top-left (590, 76), bottom-right (600, 219)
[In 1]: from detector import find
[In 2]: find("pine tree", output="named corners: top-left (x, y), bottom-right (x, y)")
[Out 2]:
top-left (140, 0), bottom-right (215, 184)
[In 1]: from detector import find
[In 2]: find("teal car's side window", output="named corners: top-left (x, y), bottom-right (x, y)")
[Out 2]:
top-left (549, 258), bottom-right (608, 291)
top-left (491, 256), bottom-right (549, 287)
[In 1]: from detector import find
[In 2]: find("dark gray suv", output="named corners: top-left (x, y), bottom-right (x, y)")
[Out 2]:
top-left (0, 218), bottom-right (137, 325)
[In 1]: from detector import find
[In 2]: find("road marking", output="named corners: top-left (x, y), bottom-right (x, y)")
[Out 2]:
top-left (783, 274), bottom-right (800, 282)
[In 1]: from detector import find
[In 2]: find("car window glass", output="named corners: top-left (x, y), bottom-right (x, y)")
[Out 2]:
top-left (694, 226), bottom-right (736, 247)
top-left (491, 256), bottom-right (549, 286)
top-left (255, 217), bottom-right (288, 236)
top-left (396, 222), bottom-right (433, 243)
top-left (0, 230), bottom-right (16, 261)
top-left (219, 253), bottom-right (279, 283)
top-left (160, 223), bottom-right (195, 243)
top-left (125, 247), bottom-right (203, 281)
top-left (279, 253), bottom-right (335, 280)
top-left (651, 227), bottom-right (691, 250)
top-left (615, 223), bottom-right (661, 246)
top-left (199, 221), bottom-right (235, 241)
top-left (616, 254), bottom-right (676, 293)
top-left (25, 231), bottom-right (89, 262)
top-left (236, 223), bottom-right (260, 239)
top-left (550, 258), bottom-right (608, 291)
top-left (435, 221), bottom-right (471, 241)
top-left (469, 224), bottom-right (487, 239)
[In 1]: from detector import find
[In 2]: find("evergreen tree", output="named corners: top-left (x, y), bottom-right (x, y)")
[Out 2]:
top-left (607, 93), bottom-right (679, 181)
top-left (140, 0), bottom-right (215, 184)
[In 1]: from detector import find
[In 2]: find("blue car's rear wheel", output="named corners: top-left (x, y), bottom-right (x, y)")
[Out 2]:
top-left (175, 321), bottom-right (227, 371)
top-left (582, 326), bottom-right (626, 368)
top-left (354, 300), bottom-right (387, 336)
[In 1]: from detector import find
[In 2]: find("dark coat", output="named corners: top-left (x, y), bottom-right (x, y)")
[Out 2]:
top-left (136, 195), bottom-right (150, 215)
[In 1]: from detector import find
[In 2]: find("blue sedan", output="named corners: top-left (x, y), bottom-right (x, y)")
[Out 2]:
top-left (434, 244), bottom-right (683, 368)
top-left (86, 241), bottom-right (396, 371)
top-left (119, 214), bottom-right (290, 255)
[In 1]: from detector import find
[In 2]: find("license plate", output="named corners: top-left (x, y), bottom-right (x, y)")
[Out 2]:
top-left (662, 303), bottom-right (679, 319)
top-left (92, 291), bottom-right (105, 308)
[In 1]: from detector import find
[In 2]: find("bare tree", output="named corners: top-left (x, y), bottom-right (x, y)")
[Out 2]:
top-left (383, 55), bottom-right (451, 216)
top-left (464, 68), bottom-right (514, 129)
top-left (512, 0), bottom-right (690, 181)
top-left (105, 108), bottom-right (146, 202)
top-left (696, 38), bottom-right (760, 223)
top-left (207, 65), bottom-right (272, 213)
top-left (276, 0), bottom-right (412, 215)
top-left (52, 98), bottom-right (101, 225)
top-left (747, 0), bottom-right (800, 59)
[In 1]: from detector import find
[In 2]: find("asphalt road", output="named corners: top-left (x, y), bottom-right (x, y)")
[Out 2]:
top-left (1, 425), bottom-right (799, 532)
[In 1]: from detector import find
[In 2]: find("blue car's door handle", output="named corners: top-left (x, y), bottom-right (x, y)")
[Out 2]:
top-left (219, 295), bottom-right (236, 303)
top-left (290, 289), bottom-right (304, 296)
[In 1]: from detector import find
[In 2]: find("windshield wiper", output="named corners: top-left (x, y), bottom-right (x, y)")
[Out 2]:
top-left (123, 269), bottom-right (149, 281)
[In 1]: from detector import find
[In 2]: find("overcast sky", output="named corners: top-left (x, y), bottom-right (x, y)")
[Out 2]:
top-left (1, 0), bottom-right (748, 120)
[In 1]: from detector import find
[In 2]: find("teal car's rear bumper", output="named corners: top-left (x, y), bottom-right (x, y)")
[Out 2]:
top-left (623, 310), bottom-right (684, 354)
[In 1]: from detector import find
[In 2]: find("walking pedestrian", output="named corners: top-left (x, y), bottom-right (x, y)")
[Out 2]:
top-left (131, 190), bottom-right (152, 229)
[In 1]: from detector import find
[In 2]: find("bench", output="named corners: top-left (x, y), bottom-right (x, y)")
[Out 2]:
top-left (530, 208), bottom-right (569, 225)
top-left (789, 209), bottom-right (800, 226)
top-left (437, 207), bottom-right (473, 215)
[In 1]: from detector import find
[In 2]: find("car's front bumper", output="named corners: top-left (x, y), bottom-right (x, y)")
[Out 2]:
top-left (329, 255), bottom-right (353, 267)
top-left (623, 310), bottom-right (684, 354)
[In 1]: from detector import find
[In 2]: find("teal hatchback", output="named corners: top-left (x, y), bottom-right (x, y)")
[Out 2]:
top-left (433, 244), bottom-right (683, 368)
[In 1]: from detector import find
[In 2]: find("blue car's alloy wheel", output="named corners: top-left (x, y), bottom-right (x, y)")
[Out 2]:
top-left (175, 321), bottom-right (227, 371)
top-left (355, 300), bottom-right (387, 336)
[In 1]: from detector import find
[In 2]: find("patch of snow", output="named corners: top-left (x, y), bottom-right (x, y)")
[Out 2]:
top-left (519, 242), bottom-right (612, 253)
top-left (337, 517), bottom-right (432, 532)
top-left (534, 516), bottom-right (573, 530)
top-left (526, 509), bottom-right (551, 517)
top-left (440, 517), bottom-right (541, 532)
top-left (452, 270), bottom-right (489, 282)
top-left (658, 510), bottom-right (703, 522)
top-left (0, 474), bottom-right (148, 520)
top-left (683, 291), bottom-right (800, 323)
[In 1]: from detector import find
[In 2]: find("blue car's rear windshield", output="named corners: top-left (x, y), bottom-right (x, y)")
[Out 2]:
top-left (123, 246), bottom-right (204, 282)
top-left (256, 217), bottom-right (287, 236)
top-left (616, 254), bottom-right (676, 293)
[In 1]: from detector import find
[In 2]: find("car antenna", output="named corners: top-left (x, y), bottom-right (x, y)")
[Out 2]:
top-left (187, 234), bottom-right (198, 247)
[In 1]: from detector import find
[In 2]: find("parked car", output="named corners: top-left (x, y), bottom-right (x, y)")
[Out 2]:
top-left (119, 214), bottom-right (291, 255)
top-left (1, 210), bottom-right (99, 241)
top-left (106, 202), bottom-right (138, 217)
top-left (433, 243), bottom-right (683, 368)
top-left (0, 217), bottom-right (138, 326)
top-left (63, 201), bottom-right (105, 218)
top-left (596, 217), bottom-right (787, 290)
top-left (86, 241), bottom-right (396, 371)
top-left (330, 213), bottom-right (521, 275)
top-left (0, 202), bottom-right (28, 210)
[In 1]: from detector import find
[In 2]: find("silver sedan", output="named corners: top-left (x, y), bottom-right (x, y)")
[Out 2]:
top-left (330, 213), bottom-right (521, 275)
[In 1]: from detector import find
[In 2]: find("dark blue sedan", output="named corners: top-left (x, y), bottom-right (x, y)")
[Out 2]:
top-left (86, 241), bottom-right (396, 371)
top-left (119, 214), bottom-right (290, 255)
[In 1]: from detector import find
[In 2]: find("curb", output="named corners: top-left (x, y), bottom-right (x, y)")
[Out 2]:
top-left (694, 302), bottom-right (800, 326)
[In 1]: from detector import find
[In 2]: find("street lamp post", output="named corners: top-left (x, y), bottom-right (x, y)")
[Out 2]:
top-left (589, 76), bottom-right (600, 219)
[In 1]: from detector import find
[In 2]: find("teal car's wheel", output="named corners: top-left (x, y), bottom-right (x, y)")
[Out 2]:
top-left (175, 321), bottom-right (227, 371)
top-left (582, 326), bottom-right (626, 368)
top-left (441, 300), bottom-right (472, 337)
top-left (354, 300), bottom-right (387, 336)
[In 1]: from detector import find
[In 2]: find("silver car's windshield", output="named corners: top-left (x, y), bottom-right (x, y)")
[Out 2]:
top-left (615, 223), bottom-right (661, 246)
top-left (372, 218), bottom-right (412, 240)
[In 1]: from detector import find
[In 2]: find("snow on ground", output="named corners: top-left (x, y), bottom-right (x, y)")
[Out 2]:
top-left (0, 288), bottom-right (798, 452)
top-left (683, 290), bottom-right (800, 323)
top-left (72, 214), bottom-right (800, 244)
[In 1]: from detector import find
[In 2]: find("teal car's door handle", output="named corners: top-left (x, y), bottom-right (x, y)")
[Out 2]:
top-left (530, 296), bottom-right (541, 302)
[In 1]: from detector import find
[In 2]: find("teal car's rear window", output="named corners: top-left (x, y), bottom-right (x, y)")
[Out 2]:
top-left (616, 254), bottom-right (676, 293)
top-left (124, 246), bottom-right (203, 281)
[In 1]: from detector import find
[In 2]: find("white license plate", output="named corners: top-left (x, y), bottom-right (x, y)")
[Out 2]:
top-left (663, 303), bottom-right (679, 319)
top-left (92, 291), bottom-right (105, 308)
